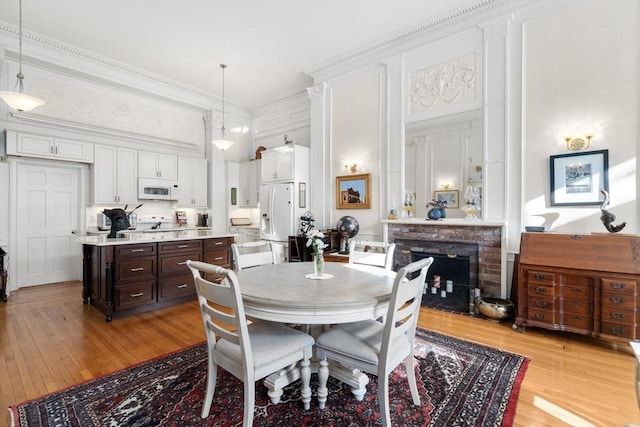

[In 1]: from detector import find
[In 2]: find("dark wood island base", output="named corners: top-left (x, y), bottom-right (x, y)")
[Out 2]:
top-left (80, 232), bottom-right (233, 321)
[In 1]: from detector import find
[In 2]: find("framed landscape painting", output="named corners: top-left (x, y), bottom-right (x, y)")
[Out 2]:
top-left (550, 149), bottom-right (608, 206)
top-left (336, 173), bottom-right (371, 209)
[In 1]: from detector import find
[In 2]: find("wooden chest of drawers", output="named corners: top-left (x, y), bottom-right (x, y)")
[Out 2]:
top-left (516, 232), bottom-right (640, 343)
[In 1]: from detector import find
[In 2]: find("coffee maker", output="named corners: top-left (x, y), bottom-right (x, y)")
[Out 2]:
top-left (197, 213), bottom-right (209, 227)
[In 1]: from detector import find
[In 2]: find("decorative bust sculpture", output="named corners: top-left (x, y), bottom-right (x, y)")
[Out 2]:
top-left (599, 188), bottom-right (626, 233)
top-left (103, 208), bottom-right (130, 238)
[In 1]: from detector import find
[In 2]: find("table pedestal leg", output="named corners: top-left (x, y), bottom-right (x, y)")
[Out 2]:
top-left (327, 361), bottom-right (369, 401)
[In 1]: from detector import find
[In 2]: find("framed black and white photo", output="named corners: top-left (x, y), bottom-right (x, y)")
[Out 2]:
top-left (550, 150), bottom-right (608, 206)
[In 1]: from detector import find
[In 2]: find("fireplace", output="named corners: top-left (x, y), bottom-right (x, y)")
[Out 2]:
top-left (384, 219), bottom-right (505, 302)
top-left (400, 240), bottom-right (478, 313)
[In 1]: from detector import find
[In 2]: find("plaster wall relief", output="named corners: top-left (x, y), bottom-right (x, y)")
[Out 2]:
top-left (409, 53), bottom-right (476, 114)
top-left (24, 76), bottom-right (201, 147)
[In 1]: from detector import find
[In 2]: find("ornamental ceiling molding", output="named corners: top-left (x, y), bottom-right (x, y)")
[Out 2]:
top-left (304, 0), bottom-right (508, 81)
top-left (0, 22), bottom-right (218, 111)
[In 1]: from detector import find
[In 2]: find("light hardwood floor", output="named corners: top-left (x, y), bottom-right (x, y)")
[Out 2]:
top-left (1, 281), bottom-right (638, 427)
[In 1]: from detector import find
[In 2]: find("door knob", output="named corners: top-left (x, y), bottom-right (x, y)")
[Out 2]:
top-left (71, 230), bottom-right (78, 234)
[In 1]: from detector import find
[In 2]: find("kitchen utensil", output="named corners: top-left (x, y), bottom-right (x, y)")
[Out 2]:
top-left (128, 203), bottom-right (144, 214)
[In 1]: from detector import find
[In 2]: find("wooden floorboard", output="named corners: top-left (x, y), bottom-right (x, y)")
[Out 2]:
top-left (1, 281), bottom-right (638, 427)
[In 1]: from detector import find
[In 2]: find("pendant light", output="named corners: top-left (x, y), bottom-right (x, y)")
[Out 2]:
top-left (211, 64), bottom-right (234, 151)
top-left (0, 0), bottom-right (45, 112)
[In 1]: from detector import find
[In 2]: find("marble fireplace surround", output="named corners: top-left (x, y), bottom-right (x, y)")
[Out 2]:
top-left (382, 219), bottom-right (506, 298)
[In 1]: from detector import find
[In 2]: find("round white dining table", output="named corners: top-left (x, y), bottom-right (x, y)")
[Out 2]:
top-left (236, 261), bottom-right (397, 324)
top-left (235, 261), bottom-right (398, 401)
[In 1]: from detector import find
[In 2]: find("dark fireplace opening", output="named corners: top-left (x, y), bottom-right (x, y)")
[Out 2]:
top-left (412, 251), bottom-right (473, 313)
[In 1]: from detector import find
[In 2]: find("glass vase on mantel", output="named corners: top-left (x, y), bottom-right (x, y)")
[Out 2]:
top-left (314, 251), bottom-right (325, 277)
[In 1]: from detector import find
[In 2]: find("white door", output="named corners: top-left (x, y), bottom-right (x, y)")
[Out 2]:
top-left (16, 162), bottom-right (81, 286)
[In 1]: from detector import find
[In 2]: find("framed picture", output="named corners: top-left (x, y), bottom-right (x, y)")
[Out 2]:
top-left (336, 173), bottom-right (371, 209)
top-left (433, 190), bottom-right (459, 208)
top-left (299, 182), bottom-right (306, 208)
top-left (550, 149), bottom-right (608, 206)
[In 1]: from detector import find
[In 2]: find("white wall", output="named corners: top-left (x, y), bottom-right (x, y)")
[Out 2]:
top-left (523, 0), bottom-right (639, 234)
top-left (330, 73), bottom-right (382, 239)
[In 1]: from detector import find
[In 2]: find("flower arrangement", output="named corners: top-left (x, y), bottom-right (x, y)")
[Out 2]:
top-left (427, 199), bottom-right (448, 209)
top-left (306, 229), bottom-right (328, 256)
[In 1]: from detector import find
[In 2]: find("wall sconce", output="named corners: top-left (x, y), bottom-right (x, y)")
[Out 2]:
top-left (440, 184), bottom-right (451, 190)
top-left (563, 130), bottom-right (594, 151)
top-left (344, 163), bottom-right (358, 173)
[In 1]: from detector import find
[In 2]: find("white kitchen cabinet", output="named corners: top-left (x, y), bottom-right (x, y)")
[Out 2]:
top-left (138, 151), bottom-right (178, 180)
top-left (239, 160), bottom-right (260, 207)
top-left (92, 145), bottom-right (138, 205)
top-left (6, 131), bottom-right (94, 163)
top-left (260, 145), bottom-right (309, 183)
top-left (177, 157), bottom-right (207, 207)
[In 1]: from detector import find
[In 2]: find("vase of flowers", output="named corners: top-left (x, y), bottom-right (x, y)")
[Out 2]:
top-left (427, 199), bottom-right (448, 220)
top-left (306, 229), bottom-right (328, 276)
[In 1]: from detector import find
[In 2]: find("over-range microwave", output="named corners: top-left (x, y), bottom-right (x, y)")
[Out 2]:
top-left (138, 178), bottom-right (179, 200)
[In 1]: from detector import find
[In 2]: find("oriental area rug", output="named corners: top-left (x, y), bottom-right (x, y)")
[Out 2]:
top-left (9, 328), bottom-right (530, 427)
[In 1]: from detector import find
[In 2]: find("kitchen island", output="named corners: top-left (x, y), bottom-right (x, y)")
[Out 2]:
top-left (77, 230), bottom-right (234, 321)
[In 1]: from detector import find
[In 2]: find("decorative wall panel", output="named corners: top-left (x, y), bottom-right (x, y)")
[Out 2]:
top-left (25, 75), bottom-right (201, 148)
top-left (409, 53), bottom-right (477, 114)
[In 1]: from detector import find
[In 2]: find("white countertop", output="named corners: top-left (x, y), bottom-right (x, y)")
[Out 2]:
top-left (76, 229), bottom-right (234, 246)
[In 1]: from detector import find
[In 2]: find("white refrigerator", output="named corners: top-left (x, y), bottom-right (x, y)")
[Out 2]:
top-left (259, 182), bottom-right (297, 262)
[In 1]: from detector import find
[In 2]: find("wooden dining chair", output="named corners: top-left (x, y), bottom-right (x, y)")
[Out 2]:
top-left (348, 240), bottom-right (396, 270)
top-left (186, 260), bottom-right (314, 426)
top-left (315, 256), bottom-right (433, 427)
top-left (231, 241), bottom-right (276, 270)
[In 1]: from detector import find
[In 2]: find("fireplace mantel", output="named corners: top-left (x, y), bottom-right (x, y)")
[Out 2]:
top-left (381, 218), bottom-right (506, 227)
top-left (382, 218), bottom-right (507, 298)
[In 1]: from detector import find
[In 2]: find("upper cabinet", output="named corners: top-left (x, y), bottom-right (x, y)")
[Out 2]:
top-left (177, 157), bottom-right (208, 208)
top-left (239, 160), bottom-right (260, 207)
top-left (5, 131), bottom-right (94, 163)
top-left (260, 145), bottom-right (309, 183)
top-left (138, 151), bottom-right (178, 180)
top-left (92, 145), bottom-right (138, 205)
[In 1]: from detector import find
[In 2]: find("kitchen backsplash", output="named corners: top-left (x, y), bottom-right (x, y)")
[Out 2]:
top-left (87, 200), bottom-right (206, 232)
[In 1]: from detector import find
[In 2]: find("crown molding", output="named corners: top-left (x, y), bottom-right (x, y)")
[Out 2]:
top-left (304, 0), bottom-right (524, 83)
top-left (0, 21), bottom-right (252, 115)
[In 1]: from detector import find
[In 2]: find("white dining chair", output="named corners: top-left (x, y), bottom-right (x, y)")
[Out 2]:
top-left (186, 260), bottom-right (314, 426)
top-left (315, 256), bottom-right (433, 427)
top-left (231, 240), bottom-right (276, 270)
top-left (348, 240), bottom-right (396, 270)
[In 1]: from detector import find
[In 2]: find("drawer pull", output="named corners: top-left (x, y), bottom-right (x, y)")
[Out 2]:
top-left (534, 274), bottom-right (546, 281)
top-left (609, 312), bottom-right (626, 320)
top-left (609, 327), bottom-right (625, 336)
top-left (570, 315), bottom-right (582, 321)
top-left (446, 254), bottom-right (457, 258)
top-left (534, 286), bottom-right (547, 294)
top-left (214, 257), bottom-right (223, 261)
top-left (609, 296), bottom-right (626, 305)
top-left (534, 301), bottom-right (549, 308)
top-left (177, 261), bottom-right (188, 266)
top-left (177, 245), bottom-right (188, 249)
top-left (130, 267), bottom-right (144, 272)
top-left (177, 284), bottom-right (188, 289)
top-left (130, 249), bottom-right (145, 253)
top-left (214, 242), bottom-right (224, 245)
top-left (534, 313), bottom-right (547, 321)
top-left (570, 287), bottom-right (584, 295)
top-left (608, 282), bottom-right (626, 290)
top-left (130, 292), bottom-right (144, 298)
top-left (571, 302), bottom-right (583, 308)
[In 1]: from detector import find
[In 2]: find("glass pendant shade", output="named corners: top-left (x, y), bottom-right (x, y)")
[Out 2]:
top-left (1, 0), bottom-right (45, 112)
top-left (0, 90), bottom-right (44, 112)
top-left (212, 139), bottom-right (234, 151)
top-left (211, 63), bottom-right (233, 151)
